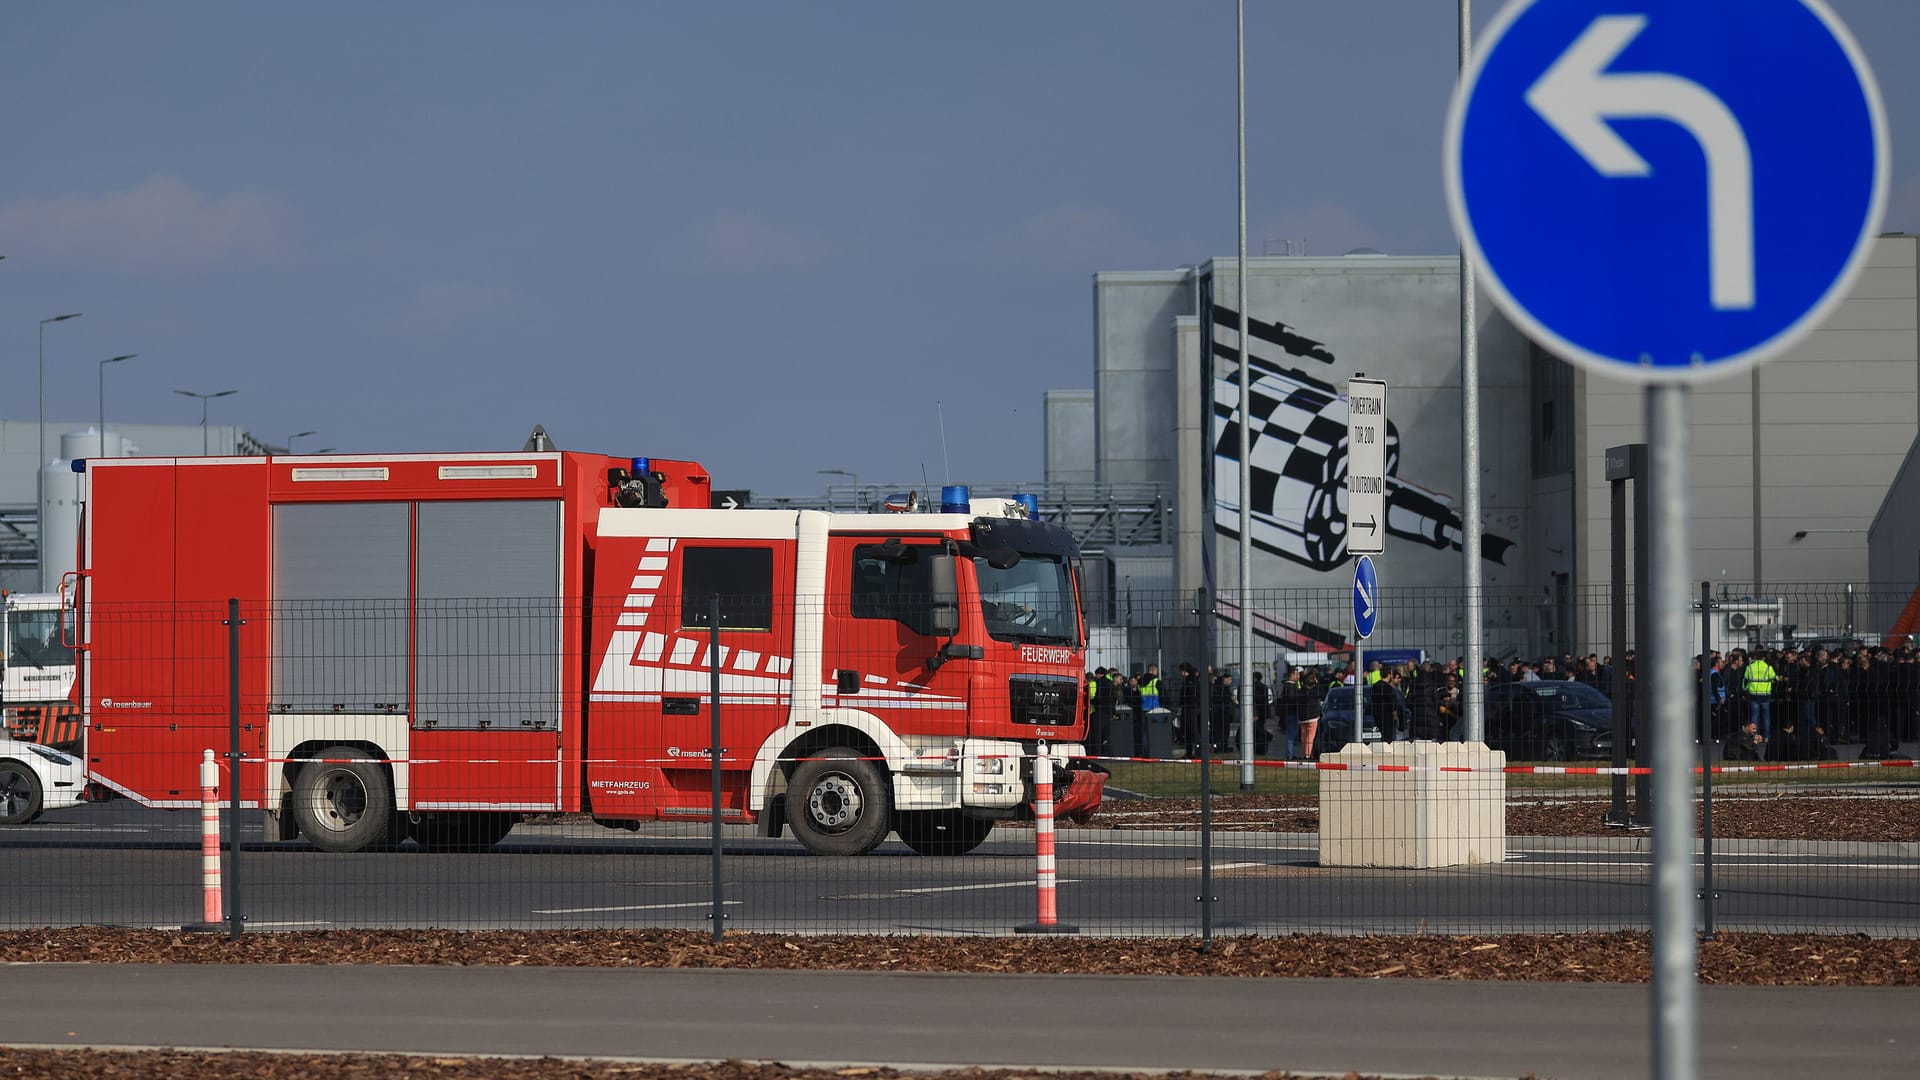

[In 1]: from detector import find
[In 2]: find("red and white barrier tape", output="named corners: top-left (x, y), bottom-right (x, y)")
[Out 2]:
top-left (1085, 753), bottom-right (1917, 776)
top-left (218, 751), bottom-right (1918, 777)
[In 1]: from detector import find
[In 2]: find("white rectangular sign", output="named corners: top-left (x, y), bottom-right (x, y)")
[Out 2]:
top-left (1345, 377), bottom-right (1386, 555)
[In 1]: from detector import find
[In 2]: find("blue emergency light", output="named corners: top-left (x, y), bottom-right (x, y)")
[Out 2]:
top-left (939, 485), bottom-right (970, 514)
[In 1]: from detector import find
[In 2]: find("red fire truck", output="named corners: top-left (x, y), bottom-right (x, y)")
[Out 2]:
top-left (75, 451), bottom-right (1104, 855)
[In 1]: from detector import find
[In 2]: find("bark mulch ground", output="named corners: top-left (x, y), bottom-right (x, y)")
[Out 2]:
top-left (4, 928), bottom-right (1916, 986)
top-left (0, 1054), bottom-right (1476, 1080)
top-left (1076, 792), bottom-right (1920, 843)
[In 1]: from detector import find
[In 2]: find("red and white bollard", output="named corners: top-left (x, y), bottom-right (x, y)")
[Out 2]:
top-left (184, 749), bottom-right (224, 932)
top-left (1017, 743), bottom-right (1078, 934)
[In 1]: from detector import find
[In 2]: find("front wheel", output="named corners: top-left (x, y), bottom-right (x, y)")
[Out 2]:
top-left (290, 745), bottom-right (394, 853)
top-left (1543, 733), bottom-right (1572, 762)
top-left (895, 810), bottom-right (993, 856)
top-left (788, 747), bottom-right (892, 856)
top-left (0, 761), bottom-right (43, 826)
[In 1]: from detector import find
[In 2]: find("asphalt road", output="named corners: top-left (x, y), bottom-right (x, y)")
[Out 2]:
top-left (1, 964), bottom-right (1914, 1080)
top-left (4, 800), bottom-right (1915, 935)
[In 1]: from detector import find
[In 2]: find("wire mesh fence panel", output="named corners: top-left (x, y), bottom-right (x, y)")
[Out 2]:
top-left (2, 587), bottom-right (1914, 936)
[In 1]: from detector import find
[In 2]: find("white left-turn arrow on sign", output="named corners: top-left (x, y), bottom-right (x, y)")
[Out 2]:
top-left (1526, 14), bottom-right (1755, 310)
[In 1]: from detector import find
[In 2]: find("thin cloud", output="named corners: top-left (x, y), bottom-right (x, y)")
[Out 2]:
top-left (0, 175), bottom-right (290, 272)
top-left (677, 210), bottom-right (832, 272)
top-left (1014, 204), bottom-right (1148, 261)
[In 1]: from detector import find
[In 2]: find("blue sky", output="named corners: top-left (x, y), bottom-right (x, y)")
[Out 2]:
top-left (5, 1), bottom-right (1916, 494)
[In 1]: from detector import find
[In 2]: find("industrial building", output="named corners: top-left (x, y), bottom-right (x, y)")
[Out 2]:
top-left (1049, 234), bottom-right (1920, 662)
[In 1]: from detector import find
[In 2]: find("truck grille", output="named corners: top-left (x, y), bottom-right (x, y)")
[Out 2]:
top-left (1008, 676), bottom-right (1078, 727)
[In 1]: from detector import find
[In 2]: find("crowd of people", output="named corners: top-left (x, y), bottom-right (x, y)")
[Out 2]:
top-left (1083, 640), bottom-right (1919, 762)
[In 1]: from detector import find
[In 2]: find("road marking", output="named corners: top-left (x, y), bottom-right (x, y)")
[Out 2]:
top-left (896, 880), bottom-right (1077, 895)
top-left (532, 900), bottom-right (744, 915)
top-left (1193, 862), bottom-right (1266, 872)
top-left (243, 921), bottom-right (333, 928)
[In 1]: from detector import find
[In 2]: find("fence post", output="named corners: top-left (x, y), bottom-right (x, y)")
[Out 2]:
top-left (709, 594), bottom-right (724, 943)
top-left (1016, 742), bottom-right (1077, 934)
top-left (182, 749), bottom-right (223, 932)
top-left (1196, 586), bottom-right (1214, 949)
top-left (1699, 581), bottom-right (1716, 937)
top-left (224, 598), bottom-right (244, 940)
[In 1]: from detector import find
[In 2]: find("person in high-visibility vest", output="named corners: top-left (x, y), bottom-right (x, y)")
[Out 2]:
top-left (1744, 651), bottom-right (1778, 740)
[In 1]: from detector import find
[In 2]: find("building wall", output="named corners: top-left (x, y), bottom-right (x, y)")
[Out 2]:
top-left (1086, 255), bottom-right (1541, 657)
top-left (1091, 270), bottom-right (1195, 487)
top-left (1574, 234), bottom-right (1920, 603)
top-left (1042, 390), bottom-right (1096, 485)
top-left (1868, 436), bottom-right (1920, 636)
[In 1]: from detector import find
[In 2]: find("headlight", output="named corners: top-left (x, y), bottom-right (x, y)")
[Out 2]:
top-left (28, 745), bottom-right (75, 767)
top-left (976, 756), bottom-right (1006, 775)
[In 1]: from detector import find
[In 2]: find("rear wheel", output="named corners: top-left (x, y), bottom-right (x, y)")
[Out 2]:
top-left (788, 746), bottom-right (891, 856)
top-left (0, 761), bottom-right (43, 826)
top-left (290, 745), bottom-right (393, 853)
top-left (1543, 733), bottom-right (1572, 762)
top-left (894, 810), bottom-right (994, 856)
top-left (411, 811), bottom-right (520, 851)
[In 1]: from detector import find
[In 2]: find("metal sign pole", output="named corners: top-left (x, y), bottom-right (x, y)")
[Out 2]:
top-left (1235, 0), bottom-right (1256, 792)
top-left (1354, 643), bottom-right (1365, 747)
top-left (1648, 384), bottom-right (1698, 1080)
top-left (1457, 0), bottom-right (1485, 746)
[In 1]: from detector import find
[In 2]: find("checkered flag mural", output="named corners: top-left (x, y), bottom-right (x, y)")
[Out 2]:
top-left (1210, 303), bottom-right (1516, 576)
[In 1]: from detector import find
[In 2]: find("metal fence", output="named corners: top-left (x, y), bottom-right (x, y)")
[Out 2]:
top-left (2, 588), bottom-right (1914, 938)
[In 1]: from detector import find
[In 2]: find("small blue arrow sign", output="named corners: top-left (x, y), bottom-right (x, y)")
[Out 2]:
top-left (1352, 555), bottom-right (1379, 640)
top-left (1446, 0), bottom-right (1887, 380)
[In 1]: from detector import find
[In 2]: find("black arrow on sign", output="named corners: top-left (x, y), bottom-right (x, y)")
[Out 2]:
top-left (1354, 516), bottom-right (1378, 534)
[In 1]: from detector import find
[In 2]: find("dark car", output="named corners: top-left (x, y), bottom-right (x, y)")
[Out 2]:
top-left (1316, 684), bottom-right (1396, 750)
top-left (1451, 680), bottom-right (1615, 761)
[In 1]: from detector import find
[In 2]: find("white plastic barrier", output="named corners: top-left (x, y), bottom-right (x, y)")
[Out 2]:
top-left (1317, 741), bottom-right (1507, 869)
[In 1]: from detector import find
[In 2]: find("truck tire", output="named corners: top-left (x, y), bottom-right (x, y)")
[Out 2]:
top-left (411, 811), bottom-right (519, 852)
top-left (894, 810), bottom-right (993, 856)
top-left (0, 760), bottom-right (43, 826)
top-left (788, 746), bottom-right (891, 856)
top-left (290, 745), bottom-right (393, 853)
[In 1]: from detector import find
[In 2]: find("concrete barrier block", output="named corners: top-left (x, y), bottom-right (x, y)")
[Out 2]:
top-left (1317, 741), bottom-right (1506, 869)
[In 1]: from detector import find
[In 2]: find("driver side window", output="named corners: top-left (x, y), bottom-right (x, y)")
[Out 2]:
top-left (850, 544), bottom-right (937, 636)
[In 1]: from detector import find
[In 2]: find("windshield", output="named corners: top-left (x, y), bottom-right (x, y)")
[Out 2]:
top-left (7, 610), bottom-right (73, 667)
top-left (974, 552), bottom-right (1079, 646)
top-left (1530, 682), bottom-right (1612, 710)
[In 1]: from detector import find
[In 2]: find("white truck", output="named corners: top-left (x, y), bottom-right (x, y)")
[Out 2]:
top-left (2, 589), bottom-right (80, 749)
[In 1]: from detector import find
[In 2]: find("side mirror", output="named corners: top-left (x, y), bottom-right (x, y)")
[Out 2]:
top-left (929, 553), bottom-right (960, 637)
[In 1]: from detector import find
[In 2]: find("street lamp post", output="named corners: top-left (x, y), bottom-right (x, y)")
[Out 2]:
top-left (99, 354), bottom-right (137, 459)
top-left (174, 389), bottom-right (238, 455)
top-left (37, 313), bottom-right (82, 591)
top-left (818, 469), bottom-right (859, 508)
top-left (286, 430), bottom-right (317, 455)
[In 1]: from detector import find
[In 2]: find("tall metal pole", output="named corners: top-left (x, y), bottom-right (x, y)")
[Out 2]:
top-left (1458, 0), bottom-right (1485, 744)
top-left (37, 313), bottom-right (82, 592)
top-left (1648, 384), bottom-right (1698, 1080)
top-left (1235, 0), bottom-right (1256, 789)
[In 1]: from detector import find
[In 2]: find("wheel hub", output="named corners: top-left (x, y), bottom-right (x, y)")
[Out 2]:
top-left (806, 773), bottom-right (862, 832)
top-left (319, 770), bottom-right (367, 831)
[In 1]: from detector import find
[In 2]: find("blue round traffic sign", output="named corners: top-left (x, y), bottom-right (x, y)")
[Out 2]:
top-left (1445, 0), bottom-right (1888, 380)
top-left (1352, 555), bottom-right (1379, 640)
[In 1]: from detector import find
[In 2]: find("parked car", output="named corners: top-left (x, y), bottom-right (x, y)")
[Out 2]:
top-left (0, 736), bottom-right (85, 825)
top-left (1450, 680), bottom-right (1614, 761)
top-left (1315, 683), bottom-right (1395, 751)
